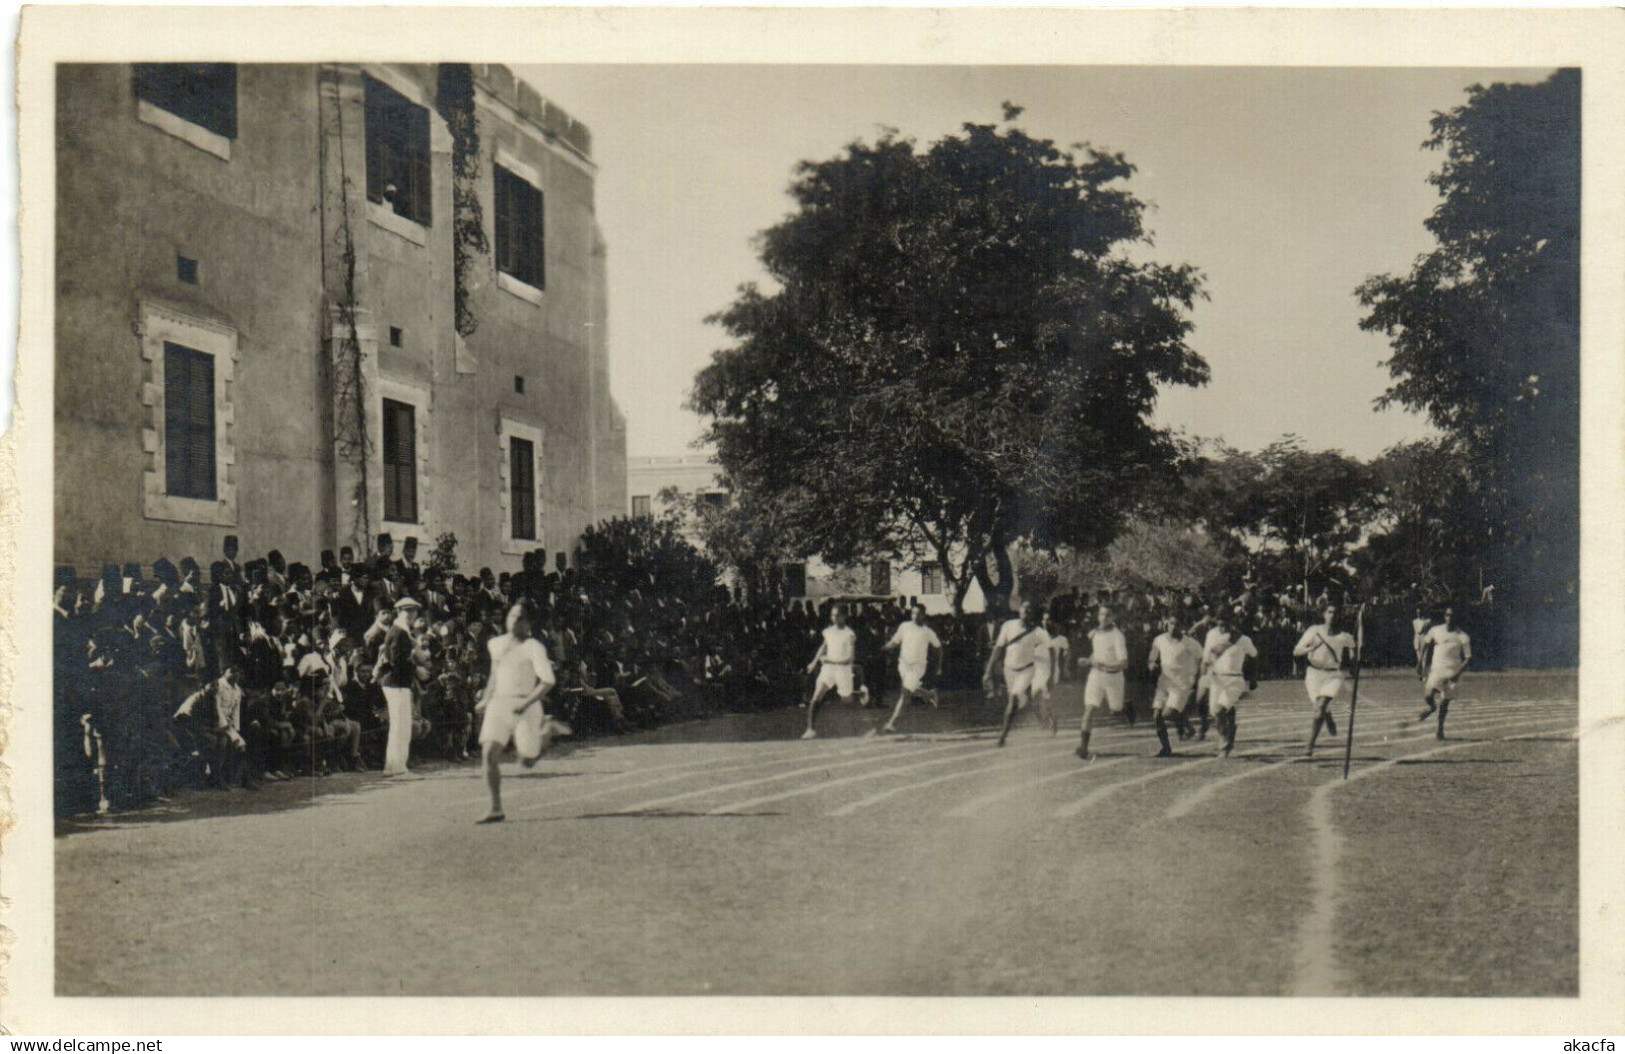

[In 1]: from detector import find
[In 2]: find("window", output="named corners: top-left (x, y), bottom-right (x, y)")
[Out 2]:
top-left (382, 398), bottom-right (418, 523)
top-left (162, 342), bottom-right (216, 501)
top-left (388, 326), bottom-right (402, 348)
top-left (133, 64), bottom-right (237, 140)
top-left (510, 437), bottom-right (537, 541)
top-left (920, 562), bottom-right (943, 596)
top-left (631, 495), bottom-right (651, 518)
top-left (176, 254), bottom-right (199, 285)
top-left (698, 491), bottom-right (729, 511)
top-left (514, 375), bottom-right (525, 394)
top-left (870, 561), bottom-right (892, 596)
top-left (364, 75), bottom-right (431, 227)
top-left (494, 164), bottom-right (545, 290)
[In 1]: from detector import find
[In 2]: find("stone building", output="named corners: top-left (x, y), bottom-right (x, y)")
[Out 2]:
top-left (54, 62), bottom-right (625, 575)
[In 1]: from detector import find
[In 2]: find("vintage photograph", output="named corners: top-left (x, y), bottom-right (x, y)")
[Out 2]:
top-left (15, 8), bottom-right (1619, 1029)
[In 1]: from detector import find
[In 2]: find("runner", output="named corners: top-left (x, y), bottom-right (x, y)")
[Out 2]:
top-left (1293, 603), bottom-right (1353, 757)
top-left (1204, 612), bottom-right (1258, 758)
top-left (1411, 607), bottom-right (1432, 682)
top-left (1147, 614), bottom-right (1203, 757)
top-left (873, 603), bottom-right (943, 736)
top-left (1191, 603), bottom-right (1222, 741)
top-left (1034, 613), bottom-right (1066, 735)
top-left (983, 601), bottom-right (1050, 748)
top-left (1075, 604), bottom-right (1128, 762)
top-left (474, 602), bottom-right (568, 824)
top-left (1418, 606), bottom-right (1472, 739)
top-left (802, 605), bottom-right (859, 740)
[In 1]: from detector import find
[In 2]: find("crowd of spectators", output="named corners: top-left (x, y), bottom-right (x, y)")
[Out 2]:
top-left (54, 520), bottom-right (1486, 818)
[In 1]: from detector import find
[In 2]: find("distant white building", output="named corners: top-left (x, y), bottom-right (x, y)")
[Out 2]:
top-left (626, 453), bottom-right (985, 614)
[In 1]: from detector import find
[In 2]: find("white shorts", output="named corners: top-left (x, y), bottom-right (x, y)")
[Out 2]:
top-left (816, 663), bottom-right (855, 697)
top-left (1210, 674), bottom-right (1249, 712)
top-left (1153, 675), bottom-right (1195, 713)
top-left (1425, 667), bottom-right (1462, 699)
top-left (1084, 671), bottom-right (1125, 713)
top-left (1004, 665), bottom-right (1038, 701)
top-left (899, 661), bottom-right (928, 694)
top-left (480, 698), bottom-right (546, 758)
top-left (1305, 667), bottom-right (1346, 704)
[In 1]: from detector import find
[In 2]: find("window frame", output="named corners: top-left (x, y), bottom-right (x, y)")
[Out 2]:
top-left (498, 418), bottom-right (545, 556)
top-left (364, 73), bottom-right (433, 229)
top-left (630, 495), bottom-right (652, 518)
top-left (132, 63), bottom-right (237, 160)
top-left (493, 160), bottom-right (546, 294)
top-left (139, 299), bottom-right (238, 526)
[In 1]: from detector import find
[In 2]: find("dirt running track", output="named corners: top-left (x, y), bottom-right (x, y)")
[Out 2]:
top-left (56, 671), bottom-right (1578, 997)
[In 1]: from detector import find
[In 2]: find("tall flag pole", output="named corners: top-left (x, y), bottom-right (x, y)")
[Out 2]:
top-left (1343, 602), bottom-right (1366, 780)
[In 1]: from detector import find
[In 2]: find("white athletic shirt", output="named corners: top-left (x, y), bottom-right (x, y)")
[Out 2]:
top-left (821, 625), bottom-right (857, 665)
top-left (1048, 634), bottom-right (1071, 667)
top-left (1150, 633), bottom-right (1203, 682)
top-left (1209, 634), bottom-right (1257, 677)
top-left (888, 622), bottom-right (940, 666)
top-left (1294, 627), bottom-right (1354, 671)
top-left (1412, 618), bottom-right (1431, 652)
top-left (1087, 627), bottom-right (1128, 673)
top-left (995, 619), bottom-right (1049, 671)
top-left (1425, 625), bottom-right (1472, 679)
top-left (1202, 628), bottom-right (1229, 670)
top-left (487, 633), bottom-right (555, 701)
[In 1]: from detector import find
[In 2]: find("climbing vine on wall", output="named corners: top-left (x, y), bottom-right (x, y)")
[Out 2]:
top-left (437, 63), bottom-right (489, 338)
top-left (321, 66), bottom-right (372, 550)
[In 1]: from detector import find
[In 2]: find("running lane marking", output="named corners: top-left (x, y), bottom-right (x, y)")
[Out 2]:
top-left (1289, 722), bottom-right (1576, 996)
top-left (707, 738), bottom-right (1065, 815)
top-left (606, 739), bottom-right (984, 815)
top-left (941, 707), bottom-right (1326, 819)
top-left (1163, 702), bottom-right (1574, 820)
top-left (448, 738), bottom-right (869, 811)
top-left (1051, 756), bottom-right (1225, 818)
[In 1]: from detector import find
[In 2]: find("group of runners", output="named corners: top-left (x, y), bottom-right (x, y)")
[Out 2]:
top-left (801, 598), bottom-right (1476, 763)
top-left (469, 596), bottom-right (1475, 824)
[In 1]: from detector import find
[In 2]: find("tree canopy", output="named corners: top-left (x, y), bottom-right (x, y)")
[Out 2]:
top-left (1356, 69), bottom-right (1579, 604)
top-left (690, 113), bottom-right (1207, 613)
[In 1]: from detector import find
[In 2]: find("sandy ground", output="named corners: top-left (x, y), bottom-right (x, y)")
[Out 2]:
top-left (55, 670), bottom-right (1577, 996)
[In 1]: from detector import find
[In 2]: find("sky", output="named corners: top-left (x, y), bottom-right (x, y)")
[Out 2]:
top-left (519, 65), bottom-right (1554, 461)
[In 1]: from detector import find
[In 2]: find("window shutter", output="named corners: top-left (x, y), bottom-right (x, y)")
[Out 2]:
top-left (532, 188), bottom-right (546, 290)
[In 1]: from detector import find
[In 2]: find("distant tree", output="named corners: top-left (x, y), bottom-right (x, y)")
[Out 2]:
top-left (1181, 437), bottom-right (1376, 601)
top-left (660, 484), bottom-right (802, 605)
top-left (1356, 70), bottom-right (1579, 604)
top-left (1354, 438), bottom-right (1486, 602)
top-left (573, 514), bottom-right (720, 601)
top-left (1103, 518), bottom-right (1227, 594)
top-left (691, 111), bottom-right (1208, 615)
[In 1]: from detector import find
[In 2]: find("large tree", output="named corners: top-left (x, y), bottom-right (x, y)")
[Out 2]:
top-left (690, 111), bottom-right (1208, 614)
top-left (1356, 70), bottom-right (1579, 605)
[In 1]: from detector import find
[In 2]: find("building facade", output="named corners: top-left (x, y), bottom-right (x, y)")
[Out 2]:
top-left (55, 62), bottom-right (626, 575)
top-left (626, 454), bottom-right (985, 614)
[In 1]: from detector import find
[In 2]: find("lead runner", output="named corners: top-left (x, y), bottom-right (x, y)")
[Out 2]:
top-left (1293, 603), bottom-right (1353, 757)
top-left (475, 601), bottom-right (570, 824)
